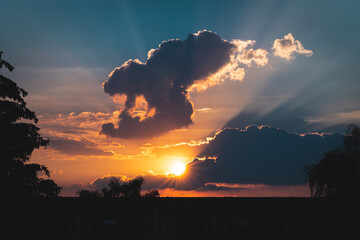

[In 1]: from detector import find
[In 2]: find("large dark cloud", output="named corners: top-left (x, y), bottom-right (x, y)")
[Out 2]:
top-left (86, 126), bottom-right (343, 192)
top-left (187, 126), bottom-right (343, 186)
top-left (101, 30), bottom-right (236, 138)
top-left (155, 125), bottom-right (343, 188)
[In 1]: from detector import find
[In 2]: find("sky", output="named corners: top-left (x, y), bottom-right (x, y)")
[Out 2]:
top-left (1, 0), bottom-right (360, 196)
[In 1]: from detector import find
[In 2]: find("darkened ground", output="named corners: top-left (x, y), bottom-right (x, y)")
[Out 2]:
top-left (2, 197), bottom-right (359, 240)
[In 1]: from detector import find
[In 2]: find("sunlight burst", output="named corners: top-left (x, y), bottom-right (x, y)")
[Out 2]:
top-left (171, 162), bottom-right (186, 176)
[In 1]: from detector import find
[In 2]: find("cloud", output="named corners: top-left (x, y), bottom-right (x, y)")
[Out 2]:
top-left (49, 138), bottom-right (113, 156)
top-left (225, 106), bottom-right (313, 134)
top-left (272, 33), bottom-right (313, 60)
top-left (224, 94), bottom-right (357, 135)
top-left (201, 182), bottom-right (264, 191)
top-left (11, 67), bottom-right (111, 114)
top-left (37, 111), bottom-right (124, 157)
top-left (232, 39), bottom-right (268, 66)
top-left (101, 30), bottom-right (234, 139)
top-left (62, 181), bottom-right (309, 197)
top-left (157, 184), bottom-right (309, 197)
top-left (305, 110), bottom-right (360, 128)
top-left (190, 126), bottom-right (342, 185)
top-left (149, 126), bottom-right (342, 188)
top-left (83, 125), bottom-right (342, 194)
top-left (101, 30), bottom-right (268, 139)
top-left (196, 107), bottom-right (213, 113)
top-left (38, 111), bottom-right (118, 134)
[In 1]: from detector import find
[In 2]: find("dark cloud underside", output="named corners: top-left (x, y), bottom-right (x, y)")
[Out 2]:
top-left (189, 126), bottom-right (343, 185)
top-left (88, 126), bottom-right (343, 191)
top-left (101, 30), bottom-right (236, 138)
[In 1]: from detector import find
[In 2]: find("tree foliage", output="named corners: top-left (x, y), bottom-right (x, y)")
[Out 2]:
top-left (0, 51), bottom-right (61, 198)
top-left (305, 124), bottom-right (360, 197)
top-left (143, 189), bottom-right (160, 198)
top-left (77, 176), bottom-right (160, 198)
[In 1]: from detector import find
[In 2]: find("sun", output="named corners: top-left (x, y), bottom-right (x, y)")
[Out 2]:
top-left (171, 162), bottom-right (186, 176)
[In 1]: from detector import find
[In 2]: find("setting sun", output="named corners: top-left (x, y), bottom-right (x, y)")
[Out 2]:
top-left (171, 162), bottom-right (186, 176)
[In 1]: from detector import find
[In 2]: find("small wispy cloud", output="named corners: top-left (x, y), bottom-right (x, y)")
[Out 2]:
top-left (305, 110), bottom-right (360, 127)
top-left (196, 107), bottom-right (213, 112)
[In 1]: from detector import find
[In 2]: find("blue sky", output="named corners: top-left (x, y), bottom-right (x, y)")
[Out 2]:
top-left (2, 0), bottom-right (359, 68)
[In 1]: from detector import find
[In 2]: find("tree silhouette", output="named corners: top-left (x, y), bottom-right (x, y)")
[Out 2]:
top-left (101, 177), bottom-right (123, 198)
top-left (143, 189), bottom-right (160, 198)
top-left (100, 176), bottom-right (145, 198)
top-left (0, 51), bottom-right (61, 198)
top-left (76, 189), bottom-right (102, 198)
top-left (77, 176), bottom-right (160, 198)
top-left (122, 176), bottom-right (144, 198)
top-left (305, 124), bottom-right (360, 197)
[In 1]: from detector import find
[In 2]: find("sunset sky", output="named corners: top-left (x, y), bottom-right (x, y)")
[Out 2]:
top-left (1, 0), bottom-right (360, 196)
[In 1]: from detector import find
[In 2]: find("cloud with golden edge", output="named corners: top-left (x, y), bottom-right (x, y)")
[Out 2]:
top-left (272, 33), bottom-right (313, 60)
top-left (101, 30), bottom-right (269, 139)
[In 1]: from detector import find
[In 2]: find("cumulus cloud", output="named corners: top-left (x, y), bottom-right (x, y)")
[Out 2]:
top-left (83, 126), bottom-right (342, 193)
top-left (272, 33), bottom-right (313, 60)
top-left (232, 39), bottom-right (268, 66)
top-left (190, 126), bottom-right (342, 185)
top-left (101, 30), bottom-right (268, 139)
top-left (157, 126), bottom-right (342, 187)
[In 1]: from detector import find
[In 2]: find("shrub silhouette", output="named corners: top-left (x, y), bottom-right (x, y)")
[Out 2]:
top-left (0, 51), bottom-right (61, 198)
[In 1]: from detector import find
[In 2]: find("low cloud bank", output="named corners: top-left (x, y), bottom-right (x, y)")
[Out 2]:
top-left (72, 126), bottom-right (341, 196)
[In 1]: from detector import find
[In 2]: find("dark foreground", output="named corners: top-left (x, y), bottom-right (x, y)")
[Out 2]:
top-left (2, 197), bottom-right (359, 239)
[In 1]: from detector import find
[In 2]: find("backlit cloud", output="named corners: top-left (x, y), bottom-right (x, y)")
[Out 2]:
top-left (272, 33), bottom-right (313, 60)
top-left (152, 125), bottom-right (342, 188)
top-left (80, 125), bottom-right (342, 195)
top-left (191, 126), bottom-right (342, 185)
top-left (101, 30), bottom-right (268, 139)
top-left (232, 39), bottom-right (268, 67)
top-left (35, 112), bottom-right (133, 159)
